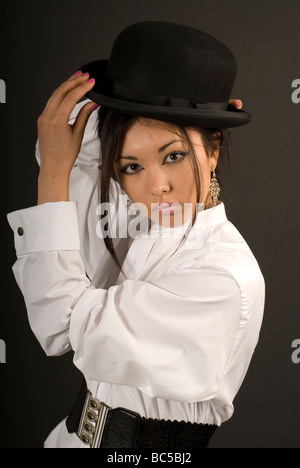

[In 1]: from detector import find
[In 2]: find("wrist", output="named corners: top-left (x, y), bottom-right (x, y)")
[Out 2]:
top-left (37, 171), bottom-right (70, 205)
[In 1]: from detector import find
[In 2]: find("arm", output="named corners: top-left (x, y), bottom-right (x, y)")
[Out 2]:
top-left (35, 73), bottom-right (130, 283)
top-left (36, 71), bottom-right (98, 204)
top-left (7, 201), bottom-right (245, 402)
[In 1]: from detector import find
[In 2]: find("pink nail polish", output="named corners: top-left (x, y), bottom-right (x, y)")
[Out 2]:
top-left (88, 78), bottom-right (95, 83)
top-left (82, 72), bottom-right (89, 77)
top-left (73, 70), bottom-right (82, 76)
top-left (92, 104), bottom-right (99, 111)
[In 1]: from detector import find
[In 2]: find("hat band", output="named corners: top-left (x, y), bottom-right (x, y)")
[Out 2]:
top-left (112, 81), bottom-right (228, 111)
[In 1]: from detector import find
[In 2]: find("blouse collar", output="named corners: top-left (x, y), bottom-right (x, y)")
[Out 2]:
top-left (137, 202), bottom-right (227, 239)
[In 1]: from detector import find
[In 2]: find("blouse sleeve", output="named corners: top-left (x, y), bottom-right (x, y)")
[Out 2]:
top-left (6, 201), bottom-right (255, 404)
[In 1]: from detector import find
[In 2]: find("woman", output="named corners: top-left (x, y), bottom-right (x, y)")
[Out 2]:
top-left (7, 21), bottom-right (265, 448)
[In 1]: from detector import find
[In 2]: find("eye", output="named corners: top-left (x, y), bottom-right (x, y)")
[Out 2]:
top-left (120, 163), bottom-right (143, 176)
top-left (120, 151), bottom-right (188, 175)
top-left (163, 151), bottom-right (188, 164)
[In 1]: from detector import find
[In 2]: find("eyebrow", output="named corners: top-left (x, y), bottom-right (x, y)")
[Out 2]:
top-left (117, 139), bottom-right (182, 161)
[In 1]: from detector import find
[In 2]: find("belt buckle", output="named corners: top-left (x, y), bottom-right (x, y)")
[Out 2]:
top-left (77, 390), bottom-right (111, 448)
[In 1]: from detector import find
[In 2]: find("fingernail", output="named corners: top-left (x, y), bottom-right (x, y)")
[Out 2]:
top-left (92, 104), bottom-right (99, 111)
top-left (73, 70), bottom-right (82, 76)
top-left (82, 72), bottom-right (89, 77)
top-left (237, 100), bottom-right (242, 109)
top-left (88, 78), bottom-right (95, 83)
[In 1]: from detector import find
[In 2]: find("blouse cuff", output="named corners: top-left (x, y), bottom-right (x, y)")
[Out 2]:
top-left (7, 201), bottom-right (81, 256)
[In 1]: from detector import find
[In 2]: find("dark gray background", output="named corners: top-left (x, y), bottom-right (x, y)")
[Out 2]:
top-left (1, 0), bottom-right (300, 448)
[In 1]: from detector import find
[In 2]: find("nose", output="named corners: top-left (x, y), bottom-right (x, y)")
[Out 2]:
top-left (149, 169), bottom-right (171, 197)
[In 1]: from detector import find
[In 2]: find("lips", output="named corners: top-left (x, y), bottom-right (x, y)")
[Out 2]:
top-left (152, 202), bottom-right (180, 211)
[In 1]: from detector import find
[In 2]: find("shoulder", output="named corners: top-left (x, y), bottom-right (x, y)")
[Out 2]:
top-left (171, 208), bottom-right (265, 315)
top-left (205, 216), bottom-right (265, 290)
top-left (201, 216), bottom-right (265, 325)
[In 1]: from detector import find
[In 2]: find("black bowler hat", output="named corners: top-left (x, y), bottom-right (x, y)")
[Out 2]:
top-left (80, 21), bottom-right (251, 128)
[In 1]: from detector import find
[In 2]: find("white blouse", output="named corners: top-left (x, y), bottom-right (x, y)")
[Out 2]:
top-left (7, 101), bottom-right (265, 448)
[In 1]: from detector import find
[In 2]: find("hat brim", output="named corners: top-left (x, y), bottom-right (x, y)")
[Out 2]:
top-left (80, 60), bottom-right (251, 128)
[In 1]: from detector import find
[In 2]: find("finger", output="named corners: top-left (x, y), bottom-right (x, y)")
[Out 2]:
top-left (229, 99), bottom-right (243, 109)
top-left (72, 101), bottom-right (99, 140)
top-left (43, 72), bottom-right (92, 117)
top-left (57, 78), bottom-right (96, 122)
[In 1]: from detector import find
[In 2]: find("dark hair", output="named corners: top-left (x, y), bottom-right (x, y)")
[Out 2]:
top-left (97, 107), bottom-right (231, 271)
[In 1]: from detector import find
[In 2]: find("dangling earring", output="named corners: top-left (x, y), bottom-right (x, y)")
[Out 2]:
top-left (209, 167), bottom-right (220, 206)
top-left (126, 198), bottom-right (140, 219)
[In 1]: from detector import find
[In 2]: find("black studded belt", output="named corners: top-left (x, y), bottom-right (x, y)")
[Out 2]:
top-left (66, 381), bottom-right (217, 448)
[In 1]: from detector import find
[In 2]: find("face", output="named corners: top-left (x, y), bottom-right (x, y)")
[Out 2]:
top-left (114, 118), bottom-right (219, 227)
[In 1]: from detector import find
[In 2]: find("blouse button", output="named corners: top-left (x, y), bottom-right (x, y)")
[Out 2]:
top-left (17, 227), bottom-right (24, 237)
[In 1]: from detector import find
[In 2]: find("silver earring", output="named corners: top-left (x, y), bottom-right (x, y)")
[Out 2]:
top-left (209, 167), bottom-right (220, 206)
top-left (126, 198), bottom-right (140, 219)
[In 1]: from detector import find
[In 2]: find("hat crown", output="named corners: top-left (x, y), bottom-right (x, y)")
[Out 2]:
top-left (107, 21), bottom-right (237, 104)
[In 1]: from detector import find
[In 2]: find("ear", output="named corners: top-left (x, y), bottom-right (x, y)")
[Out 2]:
top-left (209, 149), bottom-right (220, 168)
top-left (210, 152), bottom-right (219, 169)
top-left (209, 131), bottom-right (221, 168)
